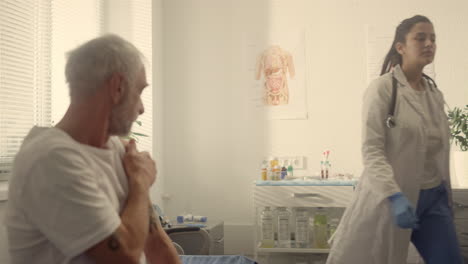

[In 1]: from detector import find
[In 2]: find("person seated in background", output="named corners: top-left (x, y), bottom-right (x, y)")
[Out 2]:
top-left (4, 34), bottom-right (181, 264)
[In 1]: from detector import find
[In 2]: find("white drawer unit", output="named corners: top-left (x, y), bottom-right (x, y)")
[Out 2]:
top-left (253, 180), bottom-right (357, 264)
top-left (254, 185), bottom-right (354, 208)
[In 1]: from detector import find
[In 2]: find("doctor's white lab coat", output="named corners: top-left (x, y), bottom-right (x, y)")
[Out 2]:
top-left (326, 65), bottom-right (452, 264)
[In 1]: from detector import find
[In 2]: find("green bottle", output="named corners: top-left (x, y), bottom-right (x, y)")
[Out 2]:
top-left (287, 162), bottom-right (293, 177)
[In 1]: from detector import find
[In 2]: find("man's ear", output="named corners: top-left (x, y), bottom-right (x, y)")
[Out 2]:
top-left (395, 42), bottom-right (405, 55)
top-left (108, 73), bottom-right (124, 105)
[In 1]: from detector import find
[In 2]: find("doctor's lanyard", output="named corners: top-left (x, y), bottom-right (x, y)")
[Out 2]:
top-left (385, 72), bottom-right (438, 129)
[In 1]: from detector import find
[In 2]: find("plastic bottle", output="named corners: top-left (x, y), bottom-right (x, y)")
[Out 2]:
top-left (325, 161), bottom-right (330, 179)
top-left (193, 215), bottom-right (208, 222)
top-left (287, 162), bottom-right (294, 178)
top-left (320, 161), bottom-right (325, 179)
top-left (176, 215), bottom-right (184, 224)
top-left (267, 166), bottom-right (273, 180)
top-left (273, 165), bottom-right (281, 181)
top-left (313, 207), bottom-right (329, 248)
top-left (261, 165), bottom-right (267, 181)
top-left (281, 162), bottom-right (287, 180)
top-left (308, 215), bottom-right (315, 248)
top-left (328, 218), bottom-right (339, 239)
top-left (277, 207), bottom-right (291, 248)
top-left (260, 207), bottom-right (275, 248)
top-left (270, 157), bottom-right (279, 168)
top-left (295, 208), bottom-right (310, 248)
top-left (183, 214), bottom-right (194, 222)
top-left (272, 157), bottom-right (279, 167)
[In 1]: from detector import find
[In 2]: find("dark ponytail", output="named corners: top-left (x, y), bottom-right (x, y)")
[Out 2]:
top-left (380, 15), bottom-right (432, 75)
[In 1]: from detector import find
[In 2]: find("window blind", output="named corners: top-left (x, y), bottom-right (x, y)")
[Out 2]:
top-left (128, 0), bottom-right (153, 154)
top-left (51, 0), bottom-right (103, 124)
top-left (0, 0), bottom-right (150, 184)
top-left (0, 0), bottom-right (52, 181)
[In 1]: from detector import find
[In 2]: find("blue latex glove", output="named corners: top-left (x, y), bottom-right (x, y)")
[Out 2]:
top-left (388, 192), bottom-right (419, 229)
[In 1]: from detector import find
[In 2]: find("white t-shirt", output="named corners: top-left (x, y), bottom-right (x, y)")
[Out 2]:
top-left (4, 126), bottom-right (136, 264)
top-left (408, 81), bottom-right (443, 189)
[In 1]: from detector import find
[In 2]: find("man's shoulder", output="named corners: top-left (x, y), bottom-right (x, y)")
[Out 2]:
top-left (17, 127), bottom-right (80, 160)
top-left (12, 127), bottom-right (87, 180)
top-left (8, 128), bottom-right (88, 205)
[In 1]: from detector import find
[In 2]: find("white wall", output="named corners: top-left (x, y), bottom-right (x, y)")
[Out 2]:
top-left (152, 0), bottom-right (165, 208)
top-left (159, 0), bottom-right (468, 254)
top-left (161, 0), bottom-right (270, 254)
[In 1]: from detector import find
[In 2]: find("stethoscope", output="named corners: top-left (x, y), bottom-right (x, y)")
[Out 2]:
top-left (386, 72), bottom-right (438, 128)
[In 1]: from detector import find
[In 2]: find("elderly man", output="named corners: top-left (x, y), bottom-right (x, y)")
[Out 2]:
top-left (5, 34), bottom-right (180, 264)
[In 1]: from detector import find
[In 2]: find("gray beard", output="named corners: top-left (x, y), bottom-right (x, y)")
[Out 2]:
top-left (109, 104), bottom-right (133, 136)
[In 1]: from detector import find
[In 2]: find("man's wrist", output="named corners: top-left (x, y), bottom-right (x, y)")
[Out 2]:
top-left (127, 184), bottom-right (150, 200)
top-left (128, 178), bottom-right (151, 192)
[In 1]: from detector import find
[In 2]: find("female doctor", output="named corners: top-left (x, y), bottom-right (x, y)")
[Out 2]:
top-left (326, 15), bottom-right (463, 264)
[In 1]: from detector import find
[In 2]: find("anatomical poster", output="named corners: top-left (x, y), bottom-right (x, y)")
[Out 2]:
top-left (245, 30), bottom-right (308, 120)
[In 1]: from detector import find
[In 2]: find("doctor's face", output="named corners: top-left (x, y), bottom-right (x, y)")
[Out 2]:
top-left (399, 22), bottom-right (436, 67)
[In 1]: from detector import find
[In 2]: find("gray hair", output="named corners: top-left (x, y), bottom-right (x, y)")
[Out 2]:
top-left (65, 34), bottom-right (144, 99)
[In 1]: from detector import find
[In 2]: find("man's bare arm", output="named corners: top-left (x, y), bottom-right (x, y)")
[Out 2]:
top-left (86, 190), bottom-right (151, 264)
top-left (86, 140), bottom-right (155, 264)
top-left (145, 204), bottom-right (181, 264)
